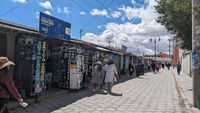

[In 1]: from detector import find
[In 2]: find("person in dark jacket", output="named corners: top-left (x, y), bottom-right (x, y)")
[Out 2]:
top-left (162, 63), bottom-right (165, 69)
top-left (135, 62), bottom-right (140, 77)
top-left (128, 62), bottom-right (134, 76)
top-left (140, 62), bottom-right (144, 75)
top-left (167, 63), bottom-right (171, 70)
top-left (177, 62), bottom-right (181, 75)
top-left (0, 57), bottom-right (28, 113)
top-left (151, 61), bottom-right (156, 74)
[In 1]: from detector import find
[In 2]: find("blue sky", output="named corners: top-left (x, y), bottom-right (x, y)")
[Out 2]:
top-left (0, 0), bottom-right (171, 55)
top-left (0, 0), bottom-right (146, 38)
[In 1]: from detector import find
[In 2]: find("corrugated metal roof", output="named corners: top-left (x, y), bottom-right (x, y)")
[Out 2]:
top-left (0, 19), bottom-right (38, 34)
top-left (0, 19), bottom-right (126, 55)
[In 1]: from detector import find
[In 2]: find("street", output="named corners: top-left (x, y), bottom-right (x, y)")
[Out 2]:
top-left (11, 69), bottom-right (188, 113)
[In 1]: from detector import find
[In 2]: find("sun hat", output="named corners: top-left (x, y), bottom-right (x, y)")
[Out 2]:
top-left (0, 57), bottom-right (15, 69)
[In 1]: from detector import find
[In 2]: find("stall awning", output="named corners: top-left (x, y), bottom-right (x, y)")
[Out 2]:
top-left (96, 47), bottom-right (111, 52)
top-left (0, 19), bottom-right (38, 34)
top-left (113, 51), bottom-right (124, 55)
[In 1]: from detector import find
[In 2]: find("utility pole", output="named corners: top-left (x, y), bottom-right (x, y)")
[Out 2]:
top-left (80, 29), bottom-right (83, 41)
top-left (192, 0), bottom-right (200, 107)
top-left (169, 39), bottom-right (171, 56)
top-left (154, 37), bottom-right (157, 59)
top-left (150, 37), bottom-right (160, 60)
top-left (108, 39), bottom-right (111, 47)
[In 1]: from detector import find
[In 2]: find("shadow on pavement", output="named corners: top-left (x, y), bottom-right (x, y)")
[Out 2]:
top-left (109, 92), bottom-right (123, 96)
top-left (11, 75), bottom-right (134, 113)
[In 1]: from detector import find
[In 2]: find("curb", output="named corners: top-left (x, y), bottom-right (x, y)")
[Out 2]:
top-left (171, 70), bottom-right (200, 113)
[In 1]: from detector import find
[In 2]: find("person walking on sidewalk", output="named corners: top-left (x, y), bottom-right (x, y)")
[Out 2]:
top-left (177, 61), bottom-right (181, 75)
top-left (104, 59), bottom-right (118, 94)
top-left (128, 62), bottom-right (134, 76)
top-left (151, 61), bottom-right (156, 74)
top-left (0, 57), bottom-right (28, 113)
top-left (167, 63), bottom-right (171, 70)
top-left (135, 62), bottom-right (140, 77)
top-left (155, 62), bottom-right (160, 73)
top-left (91, 61), bottom-right (104, 92)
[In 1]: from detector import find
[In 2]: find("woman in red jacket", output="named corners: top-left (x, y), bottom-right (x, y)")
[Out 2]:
top-left (0, 57), bottom-right (28, 113)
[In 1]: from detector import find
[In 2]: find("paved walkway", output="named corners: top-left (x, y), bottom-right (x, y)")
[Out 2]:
top-left (11, 69), bottom-right (187, 113)
top-left (172, 69), bottom-right (200, 113)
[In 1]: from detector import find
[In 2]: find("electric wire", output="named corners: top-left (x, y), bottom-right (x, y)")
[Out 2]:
top-left (72, 0), bottom-right (105, 26)
top-left (0, 2), bottom-right (26, 18)
top-left (75, 0), bottom-right (114, 33)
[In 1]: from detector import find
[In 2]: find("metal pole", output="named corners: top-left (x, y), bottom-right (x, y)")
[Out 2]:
top-left (169, 41), bottom-right (170, 56)
top-left (80, 29), bottom-right (83, 41)
top-left (192, 0), bottom-right (200, 107)
top-left (154, 37), bottom-right (157, 60)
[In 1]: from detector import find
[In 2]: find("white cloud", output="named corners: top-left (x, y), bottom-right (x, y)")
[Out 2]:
top-left (82, 0), bottom-right (172, 55)
top-left (56, 6), bottom-right (70, 14)
top-left (43, 10), bottom-right (51, 15)
top-left (39, 1), bottom-right (52, 10)
top-left (130, 0), bottom-right (136, 4)
top-left (80, 11), bottom-right (86, 15)
top-left (90, 9), bottom-right (108, 16)
top-left (119, 0), bottom-right (157, 23)
top-left (97, 25), bottom-right (102, 29)
top-left (111, 11), bottom-right (121, 18)
top-left (122, 16), bottom-right (125, 21)
top-left (63, 7), bottom-right (70, 14)
top-left (35, 11), bottom-right (39, 19)
top-left (57, 7), bottom-right (62, 13)
top-left (12, 0), bottom-right (27, 3)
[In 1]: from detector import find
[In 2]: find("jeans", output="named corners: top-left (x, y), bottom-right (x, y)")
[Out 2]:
top-left (177, 69), bottom-right (181, 75)
top-left (105, 82), bottom-right (113, 93)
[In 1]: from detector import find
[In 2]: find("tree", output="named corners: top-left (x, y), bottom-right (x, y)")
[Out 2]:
top-left (155, 0), bottom-right (192, 50)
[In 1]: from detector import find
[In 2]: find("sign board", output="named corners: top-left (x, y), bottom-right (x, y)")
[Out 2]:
top-left (32, 40), bottom-right (46, 94)
top-left (39, 12), bottom-right (71, 40)
top-left (122, 45), bottom-right (127, 53)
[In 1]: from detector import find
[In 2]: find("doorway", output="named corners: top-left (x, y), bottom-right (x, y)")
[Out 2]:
top-left (0, 33), bottom-right (7, 57)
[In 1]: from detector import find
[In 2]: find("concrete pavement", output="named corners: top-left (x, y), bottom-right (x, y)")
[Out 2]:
top-left (11, 69), bottom-right (188, 113)
top-left (172, 69), bottom-right (200, 113)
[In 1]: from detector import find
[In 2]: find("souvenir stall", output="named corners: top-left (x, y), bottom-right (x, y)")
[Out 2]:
top-left (120, 55), bottom-right (126, 75)
top-left (15, 34), bottom-right (46, 97)
top-left (115, 53), bottom-right (122, 75)
top-left (45, 40), bottom-right (69, 89)
top-left (68, 43), bottom-right (84, 89)
top-left (83, 47), bottom-right (95, 83)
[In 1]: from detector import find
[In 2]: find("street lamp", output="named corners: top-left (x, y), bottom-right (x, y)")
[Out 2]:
top-left (150, 37), bottom-right (161, 59)
top-left (168, 39), bottom-right (172, 56)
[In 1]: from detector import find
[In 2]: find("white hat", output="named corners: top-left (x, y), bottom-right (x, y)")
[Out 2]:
top-left (96, 61), bottom-right (102, 65)
top-left (0, 57), bottom-right (15, 69)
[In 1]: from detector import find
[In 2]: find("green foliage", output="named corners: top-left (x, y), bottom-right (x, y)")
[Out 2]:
top-left (155, 0), bottom-right (192, 50)
top-left (194, 3), bottom-right (200, 20)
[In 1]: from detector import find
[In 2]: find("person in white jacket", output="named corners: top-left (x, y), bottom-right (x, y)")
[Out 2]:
top-left (104, 59), bottom-right (118, 94)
